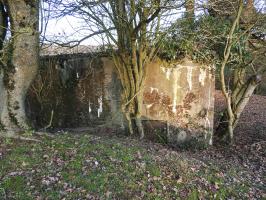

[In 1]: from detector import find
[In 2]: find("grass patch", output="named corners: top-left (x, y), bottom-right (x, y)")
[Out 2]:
top-left (0, 133), bottom-right (261, 199)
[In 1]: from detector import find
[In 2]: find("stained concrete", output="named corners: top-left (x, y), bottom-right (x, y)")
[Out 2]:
top-left (27, 53), bottom-right (215, 145)
top-left (143, 58), bottom-right (215, 145)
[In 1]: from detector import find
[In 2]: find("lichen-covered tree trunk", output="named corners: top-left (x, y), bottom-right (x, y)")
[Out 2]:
top-left (0, 73), bottom-right (16, 131)
top-left (0, 68), bottom-right (12, 129)
top-left (0, 1), bottom-right (16, 132)
top-left (113, 52), bottom-right (146, 139)
top-left (0, 0), bottom-right (39, 132)
top-left (107, 0), bottom-right (158, 139)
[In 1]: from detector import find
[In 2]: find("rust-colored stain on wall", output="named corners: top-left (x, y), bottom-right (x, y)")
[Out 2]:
top-left (143, 58), bottom-right (215, 145)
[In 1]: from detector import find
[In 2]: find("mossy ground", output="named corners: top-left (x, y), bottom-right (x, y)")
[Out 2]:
top-left (0, 132), bottom-right (263, 200)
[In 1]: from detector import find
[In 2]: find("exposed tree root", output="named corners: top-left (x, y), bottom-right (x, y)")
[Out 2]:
top-left (0, 131), bottom-right (41, 142)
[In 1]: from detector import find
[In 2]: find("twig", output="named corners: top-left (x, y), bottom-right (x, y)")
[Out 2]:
top-left (44, 109), bottom-right (54, 130)
top-left (124, 87), bottom-right (144, 107)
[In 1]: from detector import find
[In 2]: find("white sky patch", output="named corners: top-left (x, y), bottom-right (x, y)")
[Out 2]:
top-left (40, 1), bottom-right (187, 46)
top-left (42, 15), bottom-right (105, 46)
top-left (41, 0), bottom-right (266, 46)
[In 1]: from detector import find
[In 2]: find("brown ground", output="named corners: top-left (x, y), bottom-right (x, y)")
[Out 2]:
top-left (181, 91), bottom-right (266, 198)
top-left (214, 91), bottom-right (266, 146)
top-left (212, 91), bottom-right (266, 165)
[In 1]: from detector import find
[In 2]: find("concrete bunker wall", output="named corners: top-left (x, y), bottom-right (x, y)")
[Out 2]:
top-left (143, 59), bottom-right (215, 145)
top-left (26, 54), bottom-right (215, 145)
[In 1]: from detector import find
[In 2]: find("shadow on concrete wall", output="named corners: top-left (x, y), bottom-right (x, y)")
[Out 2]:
top-left (26, 54), bottom-right (110, 129)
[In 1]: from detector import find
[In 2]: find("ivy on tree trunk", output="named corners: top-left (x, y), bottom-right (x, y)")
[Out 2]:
top-left (0, 0), bottom-right (39, 135)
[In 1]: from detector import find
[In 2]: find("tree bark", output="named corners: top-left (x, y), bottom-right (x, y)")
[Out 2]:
top-left (113, 52), bottom-right (146, 139)
top-left (2, 0), bottom-right (39, 131)
top-left (217, 1), bottom-right (243, 144)
top-left (0, 1), bottom-right (15, 132)
top-left (216, 75), bottom-right (261, 143)
top-left (232, 75), bottom-right (261, 127)
top-left (109, 1), bottom-right (159, 139)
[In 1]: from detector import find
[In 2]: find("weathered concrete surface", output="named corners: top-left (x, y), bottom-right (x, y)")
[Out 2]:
top-left (143, 58), bottom-right (215, 145)
top-left (27, 53), bottom-right (215, 145)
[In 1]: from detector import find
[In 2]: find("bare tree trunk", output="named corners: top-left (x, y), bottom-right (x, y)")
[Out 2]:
top-left (217, 1), bottom-right (243, 144)
top-left (109, 1), bottom-right (158, 140)
top-left (113, 52), bottom-right (146, 139)
top-left (135, 92), bottom-right (144, 139)
top-left (215, 0), bottom-right (263, 144)
top-left (0, 69), bottom-right (13, 130)
top-left (3, 0), bottom-right (39, 131)
top-left (217, 75), bottom-right (261, 143)
top-left (232, 75), bottom-right (261, 127)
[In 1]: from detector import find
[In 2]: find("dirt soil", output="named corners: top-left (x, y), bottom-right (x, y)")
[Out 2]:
top-left (182, 91), bottom-right (266, 198)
